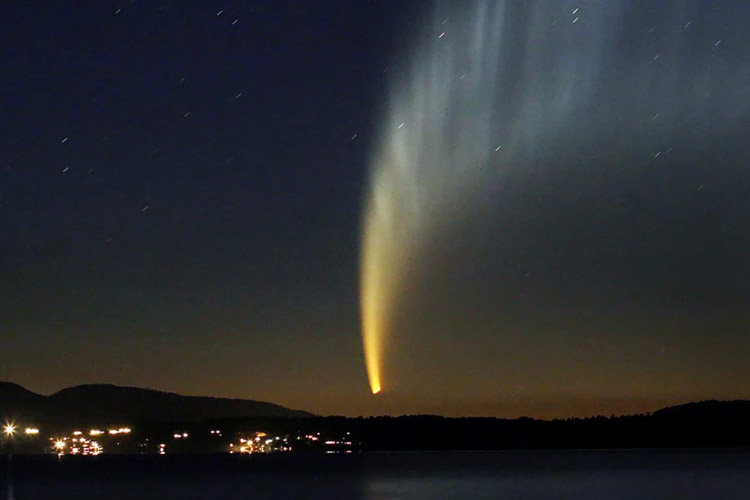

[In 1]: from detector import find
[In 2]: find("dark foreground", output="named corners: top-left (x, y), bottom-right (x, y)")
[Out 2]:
top-left (3, 449), bottom-right (749, 499)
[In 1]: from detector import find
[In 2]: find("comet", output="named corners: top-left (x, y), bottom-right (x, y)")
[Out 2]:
top-left (360, 0), bottom-right (749, 395)
top-left (360, 1), bottom-right (506, 395)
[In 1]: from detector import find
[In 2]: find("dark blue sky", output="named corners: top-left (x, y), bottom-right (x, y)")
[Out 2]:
top-left (1, 1), bottom-right (418, 415)
top-left (2, 1), bottom-right (749, 418)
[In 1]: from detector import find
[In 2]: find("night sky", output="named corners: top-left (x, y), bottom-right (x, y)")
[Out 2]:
top-left (2, 0), bottom-right (750, 419)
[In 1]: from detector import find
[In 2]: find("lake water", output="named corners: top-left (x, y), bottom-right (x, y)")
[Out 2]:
top-left (3, 449), bottom-right (749, 499)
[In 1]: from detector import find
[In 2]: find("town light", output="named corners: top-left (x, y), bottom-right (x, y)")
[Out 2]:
top-left (3, 423), bottom-right (15, 437)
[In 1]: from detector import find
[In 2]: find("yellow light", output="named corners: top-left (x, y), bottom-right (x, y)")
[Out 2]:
top-left (89, 429), bottom-right (103, 436)
top-left (24, 427), bottom-right (39, 435)
top-left (55, 440), bottom-right (66, 450)
top-left (360, 186), bottom-right (404, 395)
top-left (3, 423), bottom-right (15, 436)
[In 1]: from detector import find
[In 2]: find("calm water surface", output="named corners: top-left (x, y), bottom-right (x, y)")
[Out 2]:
top-left (3, 449), bottom-right (749, 499)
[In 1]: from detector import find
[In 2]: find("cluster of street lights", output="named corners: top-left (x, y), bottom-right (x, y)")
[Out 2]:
top-left (4, 423), bottom-right (40, 438)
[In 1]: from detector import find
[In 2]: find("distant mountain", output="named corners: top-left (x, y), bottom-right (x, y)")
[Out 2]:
top-left (0, 382), bottom-right (313, 424)
top-left (0, 382), bottom-right (45, 419)
top-left (652, 399), bottom-right (750, 421)
top-left (3, 385), bottom-right (750, 450)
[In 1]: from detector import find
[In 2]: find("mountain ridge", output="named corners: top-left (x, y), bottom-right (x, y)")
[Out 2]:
top-left (0, 381), bottom-right (314, 423)
top-left (2, 381), bottom-right (750, 423)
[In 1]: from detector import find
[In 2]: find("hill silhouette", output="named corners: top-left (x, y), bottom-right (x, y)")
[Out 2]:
top-left (652, 399), bottom-right (750, 421)
top-left (0, 382), bottom-right (313, 424)
top-left (2, 384), bottom-right (750, 450)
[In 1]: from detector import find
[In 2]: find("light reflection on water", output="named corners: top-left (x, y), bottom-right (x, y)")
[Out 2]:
top-left (363, 470), bottom-right (750, 500)
top-left (3, 450), bottom-right (750, 499)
